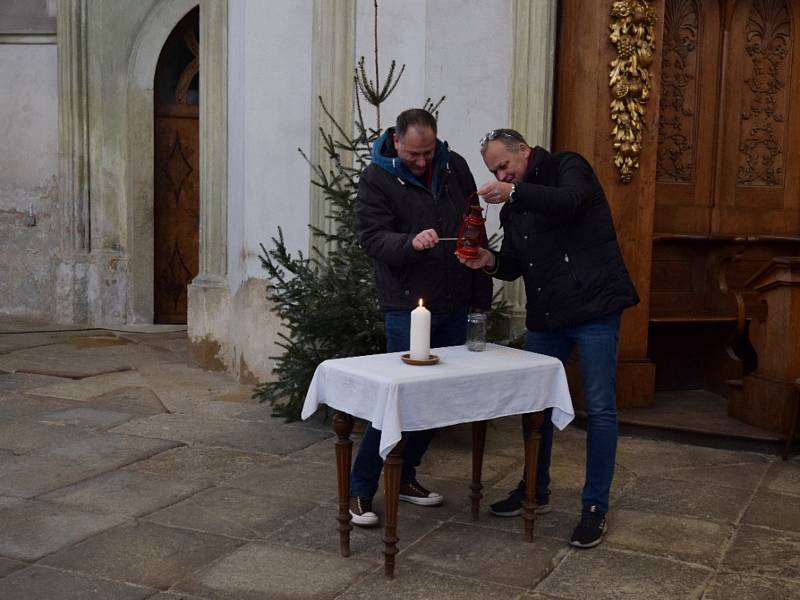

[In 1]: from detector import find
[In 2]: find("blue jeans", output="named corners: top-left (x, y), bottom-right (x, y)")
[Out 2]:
top-left (521, 311), bottom-right (621, 513)
top-left (349, 309), bottom-right (468, 499)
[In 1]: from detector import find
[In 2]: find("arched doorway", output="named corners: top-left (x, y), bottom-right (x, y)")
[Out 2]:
top-left (153, 6), bottom-right (199, 323)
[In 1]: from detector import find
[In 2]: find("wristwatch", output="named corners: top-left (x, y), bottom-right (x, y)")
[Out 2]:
top-left (507, 183), bottom-right (518, 203)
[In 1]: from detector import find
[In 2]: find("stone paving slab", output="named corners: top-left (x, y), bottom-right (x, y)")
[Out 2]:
top-left (40, 406), bottom-right (133, 429)
top-left (111, 413), bottom-right (331, 455)
top-left (722, 524), bottom-right (800, 580)
top-left (86, 386), bottom-right (168, 417)
top-left (0, 418), bottom-right (91, 454)
top-left (0, 343), bottom-right (135, 378)
top-left (0, 372), bottom-right (65, 392)
top-left (0, 453), bottom-right (115, 498)
top-left (31, 431), bottom-right (180, 471)
top-left (0, 390), bottom-right (77, 419)
top-left (536, 547), bottom-right (712, 599)
top-left (0, 557), bottom-right (26, 578)
top-left (761, 460), bottom-right (800, 495)
top-left (223, 458), bottom-right (340, 503)
top-left (40, 470), bottom-right (207, 517)
top-left (144, 486), bottom-right (318, 540)
top-left (615, 475), bottom-right (753, 523)
top-left (124, 446), bottom-right (281, 485)
top-left (0, 499), bottom-right (129, 561)
top-left (174, 542), bottom-right (378, 600)
top-left (402, 521), bottom-right (567, 588)
top-left (703, 572), bottom-right (800, 599)
top-left (742, 490), bottom-right (800, 533)
top-left (268, 502), bottom-right (443, 559)
top-left (338, 566), bottom-right (527, 599)
top-left (27, 371), bottom-right (147, 401)
top-left (41, 521), bottom-right (242, 591)
top-left (615, 438), bottom-right (769, 477)
top-left (645, 460), bottom-right (770, 492)
top-left (123, 445), bottom-right (280, 486)
top-left (450, 504), bottom-right (577, 542)
top-left (0, 566), bottom-right (156, 600)
top-left (603, 508), bottom-right (733, 567)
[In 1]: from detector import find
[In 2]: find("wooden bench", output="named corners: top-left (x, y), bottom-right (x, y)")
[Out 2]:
top-left (648, 234), bottom-right (800, 396)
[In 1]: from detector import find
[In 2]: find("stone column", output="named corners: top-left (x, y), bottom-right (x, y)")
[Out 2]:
top-left (503, 0), bottom-right (559, 335)
top-left (194, 0), bottom-right (228, 286)
top-left (188, 0), bottom-right (230, 369)
top-left (55, 0), bottom-right (90, 323)
top-left (309, 0), bottom-right (356, 246)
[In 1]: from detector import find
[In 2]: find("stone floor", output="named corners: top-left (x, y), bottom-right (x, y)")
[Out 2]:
top-left (0, 320), bottom-right (799, 599)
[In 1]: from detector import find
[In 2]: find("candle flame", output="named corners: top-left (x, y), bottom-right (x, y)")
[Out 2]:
top-left (418, 299), bottom-right (424, 308)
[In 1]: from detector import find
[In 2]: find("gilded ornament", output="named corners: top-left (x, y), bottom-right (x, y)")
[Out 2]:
top-left (609, 0), bottom-right (657, 183)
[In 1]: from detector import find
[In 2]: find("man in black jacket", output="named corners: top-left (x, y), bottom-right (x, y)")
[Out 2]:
top-left (349, 109), bottom-right (493, 527)
top-left (459, 129), bottom-right (639, 548)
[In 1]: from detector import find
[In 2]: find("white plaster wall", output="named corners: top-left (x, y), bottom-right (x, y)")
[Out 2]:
top-left (0, 44), bottom-right (59, 317)
top-left (227, 0), bottom-right (315, 289)
top-left (354, 0), bottom-right (513, 236)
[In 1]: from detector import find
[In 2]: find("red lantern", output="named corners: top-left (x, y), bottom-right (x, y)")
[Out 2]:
top-left (455, 204), bottom-right (486, 260)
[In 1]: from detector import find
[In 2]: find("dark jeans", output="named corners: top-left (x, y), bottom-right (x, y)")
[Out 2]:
top-left (521, 311), bottom-right (621, 513)
top-left (349, 309), bottom-right (468, 499)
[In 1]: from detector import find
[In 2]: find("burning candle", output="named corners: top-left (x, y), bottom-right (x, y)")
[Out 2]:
top-left (409, 299), bottom-right (431, 360)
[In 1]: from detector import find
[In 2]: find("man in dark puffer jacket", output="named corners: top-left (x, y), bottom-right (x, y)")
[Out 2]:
top-left (348, 109), bottom-right (492, 527)
top-left (459, 128), bottom-right (639, 549)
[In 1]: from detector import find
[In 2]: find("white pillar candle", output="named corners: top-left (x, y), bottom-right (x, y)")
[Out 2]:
top-left (409, 299), bottom-right (431, 360)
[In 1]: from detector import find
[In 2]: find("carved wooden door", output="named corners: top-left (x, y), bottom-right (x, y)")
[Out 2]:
top-left (655, 0), bottom-right (800, 236)
top-left (153, 7), bottom-right (199, 324)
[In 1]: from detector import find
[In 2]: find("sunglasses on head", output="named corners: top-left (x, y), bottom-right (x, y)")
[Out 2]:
top-left (479, 129), bottom-right (526, 148)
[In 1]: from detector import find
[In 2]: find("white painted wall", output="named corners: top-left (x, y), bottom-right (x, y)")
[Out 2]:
top-left (0, 44), bottom-right (59, 317)
top-left (228, 0), bottom-right (514, 294)
top-left (227, 0), bottom-right (315, 290)
top-left (354, 0), bottom-right (513, 237)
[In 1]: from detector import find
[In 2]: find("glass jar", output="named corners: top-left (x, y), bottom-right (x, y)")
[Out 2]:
top-left (466, 312), bottom-right (487, 352)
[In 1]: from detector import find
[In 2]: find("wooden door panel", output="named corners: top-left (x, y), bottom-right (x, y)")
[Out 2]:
top-left (654, 0), bottom-right (721, 233)
top-left (715, 0), bottom-right (800, 234)
top-left (153, 7), bottom-right (199, 324)
top-left (154, 117), bottom-right (199, 323)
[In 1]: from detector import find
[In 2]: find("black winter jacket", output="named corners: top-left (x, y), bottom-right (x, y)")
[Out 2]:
top-left (356, 129), bottom-right (493, 314)
top-left (491, 147), bottom-right (639, 330)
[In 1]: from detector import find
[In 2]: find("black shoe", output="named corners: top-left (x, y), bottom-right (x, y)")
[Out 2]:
top-left (489, 488), bottom-right (551, 517)
top-left (570, 505), bottom-right (607, 548)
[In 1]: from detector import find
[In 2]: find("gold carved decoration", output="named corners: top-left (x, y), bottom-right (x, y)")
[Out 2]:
top-left (609, 0), bottom-right (657, 183)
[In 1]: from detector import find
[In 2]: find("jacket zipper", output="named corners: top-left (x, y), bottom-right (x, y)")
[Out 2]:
top-left (564, 251), bottom-right (580, 287)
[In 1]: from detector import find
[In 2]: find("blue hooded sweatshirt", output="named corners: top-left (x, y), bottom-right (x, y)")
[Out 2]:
top-left (370, 127), bottom-right (450, 194)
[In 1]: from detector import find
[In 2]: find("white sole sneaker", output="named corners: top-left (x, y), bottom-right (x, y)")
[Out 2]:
top-left (349, 509), bottom-right (379, 527)
top-left (399, 491), bottom-right (444, 506)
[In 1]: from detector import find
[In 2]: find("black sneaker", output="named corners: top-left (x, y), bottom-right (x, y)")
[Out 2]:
top-left (398, 480), bottom-right (444, 506)
top-left (349, 496), bottom-right (379, 527)
top-left (489, 487), bottom-right (551, 517)
top-left (570, 505), bottom-right (607, 548)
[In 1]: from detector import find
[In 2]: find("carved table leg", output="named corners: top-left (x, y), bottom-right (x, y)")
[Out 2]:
top-left (382, 435), bottom-right (405, 578)
top-left (521, 412), bottom-right (544, 542)
top-left (332, 411), bottom-right (354, 557)
top-left (471, 420), bottom-right (488, 520)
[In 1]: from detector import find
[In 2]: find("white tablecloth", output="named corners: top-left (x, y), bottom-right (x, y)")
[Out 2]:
top-left (302, 343), bottom-right (574, 459)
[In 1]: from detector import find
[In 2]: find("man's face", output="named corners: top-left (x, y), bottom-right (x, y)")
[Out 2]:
top-left (394, 125), bottom-right (436, 177)
top-left (482, 140), bottom-right (531, 183)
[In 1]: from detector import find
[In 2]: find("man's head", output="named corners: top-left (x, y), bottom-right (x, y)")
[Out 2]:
top-left (480, 129), bottom-right (531, 183)
top-left (393, 109), bottom-right (438, 177)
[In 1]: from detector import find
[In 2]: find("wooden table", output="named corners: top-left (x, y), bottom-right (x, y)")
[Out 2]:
top-left (302, 344), bottom-right (574, 578)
